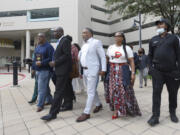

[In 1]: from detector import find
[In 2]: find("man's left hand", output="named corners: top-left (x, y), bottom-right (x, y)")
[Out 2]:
top-left (49, 61), bottom-right (55, 67)
top-left (131, 74), bottom-right (136, 86)
top-left (99, 71), bottom-right (105, 76)
top-left (36, 61), bottom-right (41, 67)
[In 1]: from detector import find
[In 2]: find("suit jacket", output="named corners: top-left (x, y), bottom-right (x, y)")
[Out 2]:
top-left (79, 38), bottom-right (106, 76)
top-left (54, 36), bottom-right (72, 76)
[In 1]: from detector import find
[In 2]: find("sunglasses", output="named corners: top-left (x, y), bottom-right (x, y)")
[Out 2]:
top-left (114, 35), bottom-right (123, 37)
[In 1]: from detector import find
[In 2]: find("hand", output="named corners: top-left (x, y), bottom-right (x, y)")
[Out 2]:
top-left (99, 71), bottom-right (105, 76)
top-left (36, 61), bottom-right (41, 67)
top-left (131, 74), bottom-right (136, 86)
top-left (49, 61), bottom-right (55, 67)
top-left (31, 70), bottom-right (35, 76)
top-left (148, 67), bottom-right (154, 75)
top-left (79, 75), bottom-right (83, 79)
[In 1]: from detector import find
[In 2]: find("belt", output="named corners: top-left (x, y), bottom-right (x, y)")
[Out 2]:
top-left (153, 63), bottom-right (173, 72)
top-left (82, 67), bottom-right (88, 70)
top-left (110, 62), bottom-right (128, 66)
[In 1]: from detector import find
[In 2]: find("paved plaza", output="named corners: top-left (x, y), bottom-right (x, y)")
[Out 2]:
top-left (0, 70), bottom-right (180, 135)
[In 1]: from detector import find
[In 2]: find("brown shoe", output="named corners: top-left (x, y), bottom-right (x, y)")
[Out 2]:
top-left (76, 113), bottom-right (90, 122)
top-left (44, 102), bottom-right (51, 106)
top-left (93, 104), bottom-right (103, 113)
top-left (37, 107), bottom-right (43, 112)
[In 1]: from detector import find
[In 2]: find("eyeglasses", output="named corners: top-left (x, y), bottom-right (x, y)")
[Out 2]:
top-left (114, 35), bottom-right (123, 38)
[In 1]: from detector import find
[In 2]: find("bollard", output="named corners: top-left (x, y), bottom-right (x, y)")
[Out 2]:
top-left (7, 64), bottom-right (10, 72)
top-left (28, 64), bottom-right (31, 73)
top-left (19, 63), bottom-right (21, 72)
top-left (24, 58), bottom-right (32, 73)
top-left (13, 61), bottom-right (18, 86)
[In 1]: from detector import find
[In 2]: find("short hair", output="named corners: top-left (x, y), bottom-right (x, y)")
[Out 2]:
top-left (85, 27), bottom-right (94, 36)
top-left (73, 43), bottom-right (81, 51)
top-left (38, 33), bottom-right (46, 37)
top-left (52, 27), bottom-right (64, 35)
top-left (138, 48), bottom-right (145, 54)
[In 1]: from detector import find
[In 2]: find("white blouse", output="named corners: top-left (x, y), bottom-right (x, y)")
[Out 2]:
top-left (107, 44), bottom-right (134, 63)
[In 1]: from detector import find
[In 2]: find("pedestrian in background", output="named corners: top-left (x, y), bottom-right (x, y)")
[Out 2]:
top-left (138, 48), bottom-right (148, 88)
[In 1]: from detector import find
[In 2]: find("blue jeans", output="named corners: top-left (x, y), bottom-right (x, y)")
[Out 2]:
top-left (36, 70), bottom-right (51, 108)
top-left (46, 72), bottom-right (53, 104)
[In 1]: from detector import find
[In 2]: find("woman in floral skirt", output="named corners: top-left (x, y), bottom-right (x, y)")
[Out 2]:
top-left (105, 32), bottom-right (141, 119)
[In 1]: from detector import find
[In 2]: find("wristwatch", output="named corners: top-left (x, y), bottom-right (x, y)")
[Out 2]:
top-left (132, 72), bottom-right (136, 75)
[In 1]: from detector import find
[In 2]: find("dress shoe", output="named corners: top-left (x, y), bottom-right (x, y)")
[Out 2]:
top-left (41, 114), bottom-right (57, 121)
top-left (112, 115), bottom-right (118, 120)
top-left (76, 113), bottom-right (90, 122)
top-left (112, 113), bottom-right (118, 120)
top-left (93, 104), bottom-right (103, 113)
top-left (44, 102), bottom-right (52, 106)
top-left (170, 113), bottom-right (179, 123)
top-left (147, 115), bottom-right (159, 126)
top-left (28, 100), bottom-right (36, 104)
top-left (36, 107), bottom-right (43, 112)
top-left (59, 106), bottom-right (73, 112)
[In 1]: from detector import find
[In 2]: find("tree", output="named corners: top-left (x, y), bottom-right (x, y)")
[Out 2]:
top-left (106, 0), bottom-right (180, 34)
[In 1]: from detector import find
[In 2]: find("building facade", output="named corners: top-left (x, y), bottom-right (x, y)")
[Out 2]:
top-left (0, 0), bottom-right (163, 67)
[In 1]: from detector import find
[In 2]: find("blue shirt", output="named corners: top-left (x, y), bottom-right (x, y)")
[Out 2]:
top-left (32, 42), bottom-right (54, 71)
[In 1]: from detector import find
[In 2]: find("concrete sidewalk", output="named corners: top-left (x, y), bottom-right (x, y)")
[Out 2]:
top-left (0, 70), bottom-right (180, 135)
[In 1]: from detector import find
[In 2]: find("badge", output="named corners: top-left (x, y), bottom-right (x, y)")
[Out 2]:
top-left (115, 51), bottom-right (122, 58)
top-left (115, 65), bottom-right (119, 71)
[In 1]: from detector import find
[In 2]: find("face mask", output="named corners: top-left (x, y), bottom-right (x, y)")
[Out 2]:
top-left (157, 28), bottom-right (165, 35)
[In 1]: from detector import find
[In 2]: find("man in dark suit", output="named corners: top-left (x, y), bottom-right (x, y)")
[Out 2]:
top-left (41, 27), bottom-right (72, 121)
top-left (59, 35), bottom-right (75, 112)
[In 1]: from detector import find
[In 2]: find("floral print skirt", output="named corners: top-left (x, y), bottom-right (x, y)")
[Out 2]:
top-left (104, 63), bottom-right (141, 117)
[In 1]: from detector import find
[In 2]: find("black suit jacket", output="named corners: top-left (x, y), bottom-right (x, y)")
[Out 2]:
top-left (54, 36), bottom-right (72, 76)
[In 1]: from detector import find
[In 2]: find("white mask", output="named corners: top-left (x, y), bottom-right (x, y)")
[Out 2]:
top-left (157, 28), bottom-right (165, 35)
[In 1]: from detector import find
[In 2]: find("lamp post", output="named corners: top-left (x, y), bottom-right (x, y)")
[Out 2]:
top-left (133, 12), bottom-right (142, 48)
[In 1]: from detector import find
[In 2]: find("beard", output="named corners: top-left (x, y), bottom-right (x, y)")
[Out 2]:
top-left (83, 37), bottom-right (89, 42)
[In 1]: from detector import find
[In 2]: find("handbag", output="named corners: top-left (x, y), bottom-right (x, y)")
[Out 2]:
top-left (70, 61), bottom-right (79, 79)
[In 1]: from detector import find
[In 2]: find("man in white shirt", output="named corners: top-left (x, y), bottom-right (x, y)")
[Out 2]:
top-left (76, 28), bottom-right (106, 122)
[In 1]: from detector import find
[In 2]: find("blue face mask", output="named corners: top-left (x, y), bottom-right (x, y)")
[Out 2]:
top-left (157, 28), bottom-right (165, 35)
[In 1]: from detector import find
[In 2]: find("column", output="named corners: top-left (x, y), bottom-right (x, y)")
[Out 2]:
top-left (21, 37), bottom-right (25, 67)
top-left (26, 30), bottom-right (31, 59)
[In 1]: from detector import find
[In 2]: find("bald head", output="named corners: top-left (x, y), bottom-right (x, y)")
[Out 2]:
top-left (37, 32), bottom-right (46, 45)
top-left (55, 27), bottom-right (64, 34)
top-left (53, 27), bottom-right (64, 39)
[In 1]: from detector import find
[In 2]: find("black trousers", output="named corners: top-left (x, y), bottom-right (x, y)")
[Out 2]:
top-left (51, 71), bottom-right (56, 85)
top-left (50, 75), bottom-right (68, 115)
top-left (63, 78), bottom-right (75, 107)
top-left (151, 68), bottom-right (179, 117)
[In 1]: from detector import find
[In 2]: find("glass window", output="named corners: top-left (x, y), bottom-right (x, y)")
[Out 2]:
top-left (0, 10), bottom-right (26, 17)
top-left (30, 8), bottom-right (59, 19)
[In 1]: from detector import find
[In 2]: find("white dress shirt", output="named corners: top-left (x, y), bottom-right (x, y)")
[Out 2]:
top-left (80, 41), bottom-right (90, 67)
top-left (55, 35), bottom-right (64, 50)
